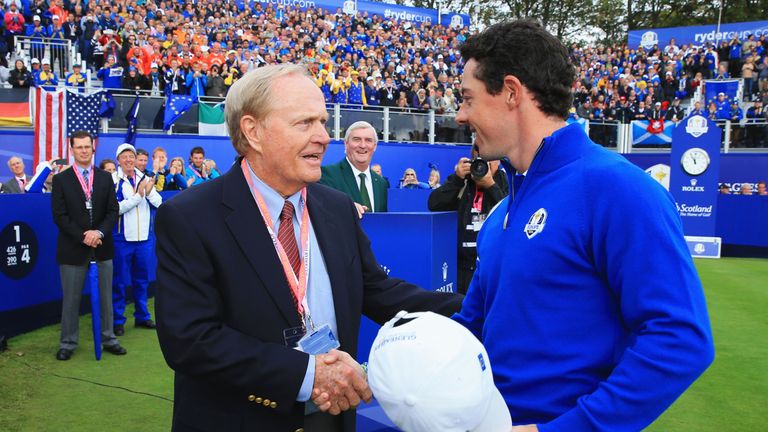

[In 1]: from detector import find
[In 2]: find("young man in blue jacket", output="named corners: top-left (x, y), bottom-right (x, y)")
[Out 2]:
top-left (452, 20), bottom-right (714, 432)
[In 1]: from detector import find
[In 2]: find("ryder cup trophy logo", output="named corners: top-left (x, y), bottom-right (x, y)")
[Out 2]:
top-left (442, 262), bottom-right (448, 282)
top-left (694, 243), bottom-right (705, 254)
top-left (640, 31), bottom-right (658, 49)
top-left (342, 0), bottom-right (357, 15)
top-left (450, 15), bottom-right (464, 29)
top-left (685, 115), bottom-right (709, 138)
top-left (524, 208), bottom-right (548, 239)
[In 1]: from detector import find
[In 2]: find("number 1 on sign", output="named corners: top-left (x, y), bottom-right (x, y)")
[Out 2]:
top-left (13, 225), bottom-right (20, 242)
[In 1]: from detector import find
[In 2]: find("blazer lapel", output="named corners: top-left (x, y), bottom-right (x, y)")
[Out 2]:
top-left (306, 185), bottom-right (353, 348)
top-left (339, 160), bottom-right (362, 202)
top-left (222, 166), bottom-right (302, 328)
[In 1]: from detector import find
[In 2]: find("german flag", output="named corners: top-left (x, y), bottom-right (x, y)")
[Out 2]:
top-left (0, 88), bottom-right (32, 126)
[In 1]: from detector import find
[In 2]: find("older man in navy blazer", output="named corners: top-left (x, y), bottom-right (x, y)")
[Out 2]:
top-left (155, 64), bottom-right (462, 432)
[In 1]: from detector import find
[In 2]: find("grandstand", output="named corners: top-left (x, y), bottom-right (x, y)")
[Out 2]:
top-left (0, 0), bottom-right (766, 151)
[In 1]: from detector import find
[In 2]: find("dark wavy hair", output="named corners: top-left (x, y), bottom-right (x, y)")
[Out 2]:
top-left (459, 20), bottom-right (575, 119)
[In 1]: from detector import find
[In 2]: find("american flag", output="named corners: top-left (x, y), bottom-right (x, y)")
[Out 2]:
top-left (32, 88), bottom-right (103, 167)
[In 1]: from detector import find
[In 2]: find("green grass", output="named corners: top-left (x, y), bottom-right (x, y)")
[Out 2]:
top-left (1, 258), bottom-right (767, 431)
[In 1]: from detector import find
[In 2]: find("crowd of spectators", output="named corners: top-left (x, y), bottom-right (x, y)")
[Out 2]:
top-left (0, 0), bottom-right (470, 114)
top-left (0, 0), bottom-right (767, 143)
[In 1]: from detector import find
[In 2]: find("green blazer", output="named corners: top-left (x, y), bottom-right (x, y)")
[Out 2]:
top-left (319, 159), bottom-right (388, 212)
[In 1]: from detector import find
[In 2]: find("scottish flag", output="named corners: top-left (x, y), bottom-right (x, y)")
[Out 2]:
top-left (163, 94), bottom-right (195, 131)
top-left (632, 120), bottom-right (677, 146)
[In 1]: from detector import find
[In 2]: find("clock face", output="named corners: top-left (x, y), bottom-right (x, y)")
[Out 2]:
top-left (681, 147), bottom-right (710, 176)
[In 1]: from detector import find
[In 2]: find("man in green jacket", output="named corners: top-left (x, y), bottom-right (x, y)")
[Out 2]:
top-left (320, 121), bottom-right (388, 213)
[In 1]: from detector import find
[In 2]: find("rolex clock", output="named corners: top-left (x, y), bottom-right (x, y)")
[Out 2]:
top-left (680, 147), bottom-right (710, 176)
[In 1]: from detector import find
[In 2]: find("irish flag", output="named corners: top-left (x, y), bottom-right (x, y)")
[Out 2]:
top-left (198, 102), bottom-right (227, 136)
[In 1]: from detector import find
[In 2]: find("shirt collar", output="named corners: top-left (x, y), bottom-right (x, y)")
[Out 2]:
top-left (345, 158), bottom-right (371, 180)
top-left (245, 161), bottom-right (303, 226)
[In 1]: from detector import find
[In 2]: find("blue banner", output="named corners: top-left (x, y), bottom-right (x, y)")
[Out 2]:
top-left (631, 120), bottom-right (677, 146)
top-left (255, 0), bottom-right (470, 27)
top-left (669, 115), bottom-right (722, 237)
top-left (629, 20), bottom-right (768, 49)
top-left (704, 79), bottom-right (740, 107)
top-left (440, 12), bottom-right (471, 29)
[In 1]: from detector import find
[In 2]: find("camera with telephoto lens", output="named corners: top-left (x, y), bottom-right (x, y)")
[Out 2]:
top-left (469, 158), bottom-right (489, 180)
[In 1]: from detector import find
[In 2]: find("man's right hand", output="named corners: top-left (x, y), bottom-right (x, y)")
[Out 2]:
top-left (311, 349), bottom-right (372, 415)
top-left (353, 202), bottom-right (368, 219)
top-left (454, 157), bottom-right (471, 178)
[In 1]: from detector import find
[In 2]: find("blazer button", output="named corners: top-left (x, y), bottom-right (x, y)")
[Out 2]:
top-left (247, 395), bottom-right (256, 402)
top-left (262, 398), bottom-right (271, 407)
top-left (254, 397), bottom-right (263, 404)
top-left (270, 401), bottom-right (278, 409)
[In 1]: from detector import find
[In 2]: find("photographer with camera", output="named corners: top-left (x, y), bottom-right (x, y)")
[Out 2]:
top-left (427, 149), bottom-right (508, 294)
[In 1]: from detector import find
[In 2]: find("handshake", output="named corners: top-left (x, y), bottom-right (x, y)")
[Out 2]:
top-left (311, 349), bottom-right (372, 415)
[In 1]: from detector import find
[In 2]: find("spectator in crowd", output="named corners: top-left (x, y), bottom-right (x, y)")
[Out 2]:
top-left (3, 2), bottom-right (24, 49)
top-left (370, 163), bottom-right (390, 188)
top-left (162, 157), bottom-right (193, 191)
top-left (379, 76), bottom-right (398, 107)
top-left (186, 61), bottom-right (207, 102)
top-left (146, 63), bottom-right (164, 96)
top-left (206, 64), bottom-right (226, 97)
top-left (757, 181), bottom-right (767, 195)
top-left (97, 55), bottom-right (123, 90)
top-left (399, 168), bottom-right (429, 189)
top-left (2, 156), bottom-right (29, 193)
top-left (320, 121), bottom-right (387, 213)
top-left (730, 101), bottom-right (745, 146)
top-left (707, 102), bottom-right (719, 121)
top-left (689, 100), bottom-right (705, 116)
top-left (99, 159), bottom-right (117, 174)
top-left (27, 15), bottom-right (48, 62)
top-left (149, 147), bottom-right (169, 192)
top-left (186, 146), bottom-right (219, 186)
top-left (428, 150), bottom-right (508, 294)
top-left (758, 56), bottom-right (768, 94)
top-left (65, 63), bottom-right (86, 90)
top-left (742, 56), bottom-right (756, 101)
top-left (51, 130), bottom-right (125, 361)
top-left (135, 149), bottom-right (150, 174)
top-left (164, 58), bottom-right (186, 96)
top-left (746, 100), bottom-right (766, 147)
top-left (452, 20), bottom-right (713, 430)
top-left (9, 59), bottom-right (32, 88)
top-left (665, 98), bottom-right (685, 122)
top-left (34, 58), bottom-right (58, 90)
top-left (122, 66), bottom-right (146, 93)
top-left (364, 76), bottom-right (379, 107)
top-left (153, 64), bottom-right (462, 431)
top-left (427, 169), bottom-right (441, 189)
top-left (111, 143), bottom-right (162, 336)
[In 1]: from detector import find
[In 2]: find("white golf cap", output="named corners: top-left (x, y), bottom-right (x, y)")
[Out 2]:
top-left (116, 143), bottom-right (137, 158)
top-left (41, 58), bottom-right (50, 65)
top-left (368, 311), bottom-right (512, 432)
top-left (31, 58), bottom-right (40, 64)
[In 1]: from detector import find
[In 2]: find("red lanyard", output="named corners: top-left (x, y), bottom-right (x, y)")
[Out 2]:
top-left (188, 164), bottom-right (204, 178)
top-left (240, 159), bottom-right (311, 317)
top-left (73, 164), bottom-right (94, 200)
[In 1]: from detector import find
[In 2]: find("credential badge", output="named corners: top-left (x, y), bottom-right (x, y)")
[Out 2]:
top-left (524, 208), bottom-right (547, 239)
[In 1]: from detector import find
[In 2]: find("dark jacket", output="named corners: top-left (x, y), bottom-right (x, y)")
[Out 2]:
top-left (51, 167), bottom-right (119, 265)
top-left (154, 164), bottom-right (462, 432)
top-left (319, 159), bottom-right (388, 212)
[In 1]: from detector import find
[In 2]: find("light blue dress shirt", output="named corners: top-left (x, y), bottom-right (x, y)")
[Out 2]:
top-left (246, 164), bottom-right (338, 402)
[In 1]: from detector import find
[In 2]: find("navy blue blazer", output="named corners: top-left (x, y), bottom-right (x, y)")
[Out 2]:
top-left (155, 161), bottom-right (462, 432)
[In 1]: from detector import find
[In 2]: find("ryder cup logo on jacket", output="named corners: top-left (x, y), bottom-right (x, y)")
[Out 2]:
top-left (524, 208), bottom-right (547, 239)
top-left (685, 115), bottom-right (709, 138)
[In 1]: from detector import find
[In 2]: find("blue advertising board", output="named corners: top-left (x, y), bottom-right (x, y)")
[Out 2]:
top-left (255, 0), bottom-right (469, 27)
top-left (669, 115), bottom-right (722, 237)
top-left (629, 20), bottom-right (768, 49)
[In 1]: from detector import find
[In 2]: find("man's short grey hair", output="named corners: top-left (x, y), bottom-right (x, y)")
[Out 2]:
top-left (7, 156), bottom-right (22, 168)
top-left (344, 121), bottom-right (378, 144)
top-left (225, 63), bottom-right (310, 156)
